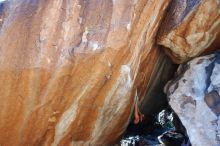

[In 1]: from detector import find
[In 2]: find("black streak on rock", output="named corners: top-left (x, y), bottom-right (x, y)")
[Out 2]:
top-left (215, 51), bottom-right (220, 64)
top-left (205, 56), bottom-right (216, 92)
top-left (159, 0), bottom-right (201, 35)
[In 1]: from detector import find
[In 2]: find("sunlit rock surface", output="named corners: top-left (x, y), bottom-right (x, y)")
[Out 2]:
top-left (0, 0), bottom-right (174, 145)
top-left (158, 0), bottom-right (220, 63)
top-left (165, 52), bottom-right (220, 146)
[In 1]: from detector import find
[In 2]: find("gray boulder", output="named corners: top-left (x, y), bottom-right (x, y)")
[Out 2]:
top-left (165, 52), bottom-right (220, 146)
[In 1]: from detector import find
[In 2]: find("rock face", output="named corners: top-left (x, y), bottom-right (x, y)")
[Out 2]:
top-left (165, 52), bottom-right (220, 146)
top-left (0, 0), bottom-right (174, 146)
top-left (158, 0), bottom-right (220, 63)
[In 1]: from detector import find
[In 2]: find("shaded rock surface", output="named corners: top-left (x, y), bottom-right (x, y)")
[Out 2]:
top-left (0, 0), bottom-right (175, 146)
top-left (119, 107), bottom-right (190, 146)
top-left (165, 52), bottom-right (220, 146)
top-left (158, 0), bottom-right (220, 63)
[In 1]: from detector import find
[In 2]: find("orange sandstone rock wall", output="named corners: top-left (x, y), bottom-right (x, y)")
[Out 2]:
top-left (0, 0), bottom-right (172, 145)
top-left (158, 0), bottom-right (220, 63)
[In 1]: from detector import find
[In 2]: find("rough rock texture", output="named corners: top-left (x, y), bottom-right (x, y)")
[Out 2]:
top-left (0, 0), bottom-right (174, 146)
top-left (158, 0), bottom-right (220, 63)
top-left (165, 52), bottom-right (220, 146)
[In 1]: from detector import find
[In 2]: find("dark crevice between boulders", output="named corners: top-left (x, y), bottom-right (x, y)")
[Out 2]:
top-left (117, 51), bottom-right (192, 146)
top-left (165, 62), bottom-right (189, 98)
top-left (118, 105), bottom-right (191, 146)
